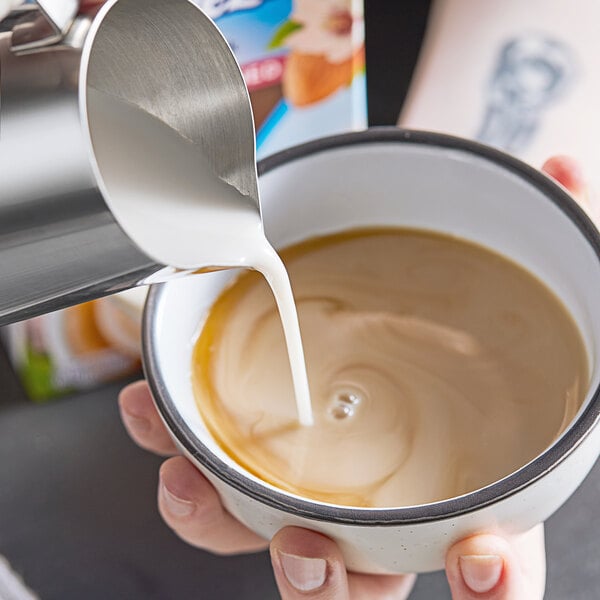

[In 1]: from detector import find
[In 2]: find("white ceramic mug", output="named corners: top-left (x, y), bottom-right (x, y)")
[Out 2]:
top-left (142, 129), bottom-right (600, 574)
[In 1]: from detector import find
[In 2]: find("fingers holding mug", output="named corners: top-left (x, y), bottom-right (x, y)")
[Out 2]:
top-left (445, 525), bottom-right (546, 600)
top-left (158, 456), bottom-right (268, 556)
top-left (270, 527), bottom-right (416, 600)
top-left (270, 527), bottom-right (350, 599)
top-left (118, 381), bottom-right (178, 457)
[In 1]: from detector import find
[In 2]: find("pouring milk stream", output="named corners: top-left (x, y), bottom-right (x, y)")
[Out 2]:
top-left (87, 88), bottom-right (314, 426)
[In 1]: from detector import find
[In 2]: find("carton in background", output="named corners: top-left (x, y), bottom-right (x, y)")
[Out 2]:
top-left (197, 0), bottom-right (367, 158)
top-left (3, 289), bottom-right (145, 401)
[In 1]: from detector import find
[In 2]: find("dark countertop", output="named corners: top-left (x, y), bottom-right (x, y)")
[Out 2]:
top-left (0, 356), bottom-right (598, 599)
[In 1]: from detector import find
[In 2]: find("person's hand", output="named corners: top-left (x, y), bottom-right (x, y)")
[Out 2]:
top-left (541, 155), bottom-right (588, 207)
top-left (118, 382), bottom-right (543, 600)
top-left (118, 156), bottom-right (586, 599)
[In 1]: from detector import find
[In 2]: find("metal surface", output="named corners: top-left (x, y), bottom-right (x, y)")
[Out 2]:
top-left (0, 20), bottom-right (156, 325)
top-left (0, 0), bottom-right (258, 325)
top-left (83, 0), bottom-right (259, 205)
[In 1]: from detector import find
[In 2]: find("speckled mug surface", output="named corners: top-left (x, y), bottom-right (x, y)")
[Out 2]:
top-left (143, 129), bottom-right (600, 573)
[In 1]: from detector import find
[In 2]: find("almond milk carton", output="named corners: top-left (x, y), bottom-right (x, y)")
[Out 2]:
top-left (196, 0), bottom-right (367, 158)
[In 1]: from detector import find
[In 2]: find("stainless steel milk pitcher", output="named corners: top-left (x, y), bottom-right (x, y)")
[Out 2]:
top-left (0, 0), bottom-right (257, 325)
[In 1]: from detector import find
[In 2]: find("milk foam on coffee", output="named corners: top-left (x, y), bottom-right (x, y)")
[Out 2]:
top-left (86, 88), bottom-right (313, 425)
top-left (193, 229), bottom-right (588, 508)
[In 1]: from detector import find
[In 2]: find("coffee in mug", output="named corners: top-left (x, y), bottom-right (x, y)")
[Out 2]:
top-left (192, 227), bottom-right (587, 508)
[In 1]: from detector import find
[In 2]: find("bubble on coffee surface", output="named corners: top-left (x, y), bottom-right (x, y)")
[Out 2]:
top-left (328, 388), bottom-right (363, 421)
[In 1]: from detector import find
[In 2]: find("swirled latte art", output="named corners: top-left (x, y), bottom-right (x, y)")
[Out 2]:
top-left (192, 229), bottom-right (587, 507)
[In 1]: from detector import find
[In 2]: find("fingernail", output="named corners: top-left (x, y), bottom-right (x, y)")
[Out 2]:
top-left (160, 482), bottom-right (195, 518)
top-left (123, 412), bottom-right (151, 434)
top-left (278, 551), bottom-right (327, 592)
top-left (459, 555), bottom-right (503, 593)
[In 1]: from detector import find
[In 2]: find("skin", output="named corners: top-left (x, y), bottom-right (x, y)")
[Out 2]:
top-left (119, 382), bottom-right (547, 600)
top-left (117, 152), bottom-right (588, 600)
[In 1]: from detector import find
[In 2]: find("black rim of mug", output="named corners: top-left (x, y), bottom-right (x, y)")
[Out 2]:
top-left (142, 127), bottom-right (600, 526)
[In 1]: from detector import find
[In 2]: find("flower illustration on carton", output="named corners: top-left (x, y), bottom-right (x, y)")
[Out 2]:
top-left (270, 0), bottom-right (365, 106)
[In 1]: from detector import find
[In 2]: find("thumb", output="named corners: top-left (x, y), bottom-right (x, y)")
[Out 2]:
top-left (541, 155), bottom-right (588, 207)
top-left (445, 525), bottom-right (546, 600)
top-left (270, 527), bottom-right (350, 599)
